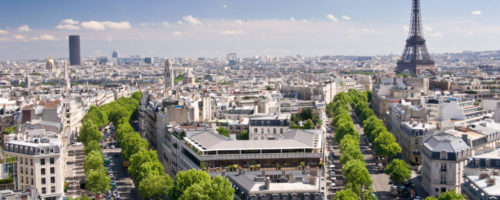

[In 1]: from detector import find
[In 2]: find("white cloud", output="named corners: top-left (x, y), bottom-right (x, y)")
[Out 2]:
top-left (172, 31), bottom-right (183, 36)
top-left (177, 21), bottom-right (184, 25)
top-left (223, 4), bottom-right (227, 8)
top-left (183, 15), bottom-right (202, 25)
top-left (61, 19), bottom-right (79, 25)
top-left (472, 10), bottom-right (482, 15)
top-left (81, 21), bottom-right (131, 30)
top-left (162, 21), bottom-right (170, 26)
top-left (39, 34), bottom-right (56, 40)
top-left (235, 20), bottom-right (243, 24)
top-left (403, 26), bottom-right (409, 31)
top-left (17, 25), bottom-right (31, 32)
top-left (342, 16), bottom-right (351, 20)
top-left (56, 19), bottom-right (81, 30)
top-left (424, 26), bottom-right (432, 31)
top-left (56, 24), bottom-right (80, 30)
top-left (0, 37), bottom-right (9, 41)
top-left (290, 17), bottom-right (296, 21)
top-left (326, 14), bottom-right (338, 23)
top-left (14, 35), bottom-right (27, 42)
top-left (221, 30), bottom-right (243, 35)
top-left (0, 29), bottom-right (7, 34)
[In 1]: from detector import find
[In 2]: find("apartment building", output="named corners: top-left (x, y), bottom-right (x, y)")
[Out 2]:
top-left (3, 129), bottom-right (64, 200)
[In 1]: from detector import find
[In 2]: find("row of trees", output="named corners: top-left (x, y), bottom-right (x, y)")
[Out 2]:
top-left (329, 92), bottom-right (375, 200)
top-left (82, 92), bottom-right (234, 200)
top-left (348, 90), bottom-right (411, 185)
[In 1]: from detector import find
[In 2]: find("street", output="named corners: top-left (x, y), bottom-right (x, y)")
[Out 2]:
top-left (352, 114), bottom-right (392, 200)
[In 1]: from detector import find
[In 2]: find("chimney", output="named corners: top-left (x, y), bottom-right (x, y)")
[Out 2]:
top-left (239, 168), bottom-right (244, 175)
top-left (462, 134), bottom-right (470, 146)
top-left (264, 177), bottom-right (270, 190)
top-left (261, 170), bottom-right (265, 177)
top-left (487, 178), bottom-right (496, 186)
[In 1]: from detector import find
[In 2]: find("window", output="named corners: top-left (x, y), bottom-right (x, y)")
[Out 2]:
top-left (51, 186), bottom-right (55, 193)
top-left (41, 158), bottom-right (45, 165)
top-left (41, 187), bottom-right (46, 194)
top-left (20, 167), bottom-right (23, 174)
top-left (31, 168), bottom-right (33, 175)
top-left (280, 128), bottom-right (283, 134)
top-left (20, 176), bottom-right (23, 183)
top-left (273, 128), bottom-right (276, 134)
top-left (415, 139), bottom-right (419, 145)
top-left (51, 177), bottom-right (55, 183)
top-left (25, 167), bottom-right (28, 175)
top-left (25, 158), bottom-right (27, 165)
top-left (50, 157), bottom-right (54, 164)
top-left (254, 128), bottom-right (258, 133)
top-left (30, 159), bottom-right (33, 166)
top-left (41, 168), bottom-right (46, 175)
top-left (31, 178), bottom-right (33, 185)
top-left (20, 158), bottom-right (23, 164)
top-left (440, 151), bottom-right (448, 160)
top-left (441, 163), bottom-right (447, 172)
top-left (50, 167), bottom-right (55, 174)
top-left (261, 128), bottom-right (264, 134)
top-left (41, 178), bottom-right (46, 184)
top-left (440, 174), bottom-right (447, 184)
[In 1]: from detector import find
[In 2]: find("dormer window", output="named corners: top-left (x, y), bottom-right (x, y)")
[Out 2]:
top-left (440, 151), bottom-right (448, 160)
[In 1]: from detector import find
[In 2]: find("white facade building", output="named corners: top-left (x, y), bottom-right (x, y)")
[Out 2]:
top-left (3, 129), bottom-right (64, 200)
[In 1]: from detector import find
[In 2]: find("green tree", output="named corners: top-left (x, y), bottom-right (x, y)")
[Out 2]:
top-left (178, 176), bottom-right (234, 200)
top-left (2, 126), bottom-right (16, 134)
top-left (303, 119), bottom-right (315, 129)
top-left (343, 160), bottom-right (372, 197)
top-left (385, 159), bottom-right (411, 184)
top-left (83, 150), bottom-right (103, 173)
top-left (135, 161), bottom-right (165, 182)
top-left (129, 149), bottom-right (158, 178)
top-left (237, 130), bottom-right (249, 140)
top-left (425, 190), bottom-right (466, 200)
top-left (83, 140), bottom-right (101, 155)
top-left (121, 133), bottom-right (149, 160)
top-left (108, 106), bottom-right (130, 125)
top-left (170, 169), bottom-right (212, 200)
top-left (67, 194), bottom-right (93, 200)
top-left (78, 121), bottom-right (102, 146)
top-left (334, 189), bottom-right (360, 200)
top-left (374, 131), bottom-right (401, 160)
top-left (85, 167), bottom-right (110, 196)
top-left (138, 174), bottom-right (173, 199)
top-left (290, 121), bottom-right (299, 129)
top-left (216, 127), bottom-right (230, 137)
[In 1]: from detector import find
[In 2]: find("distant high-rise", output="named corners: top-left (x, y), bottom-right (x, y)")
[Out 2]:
top-left (164, 59), bottom-right (174, 89)
top-left (112, 50), bottom-right (118, 58)
top-left (69, 35), bottom-right (81, 66)
top-left (395, 0), bottom-right (437, 76)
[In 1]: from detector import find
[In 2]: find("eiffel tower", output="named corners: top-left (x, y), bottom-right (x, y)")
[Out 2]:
top-left (395, 0), bottom-right (437, 76)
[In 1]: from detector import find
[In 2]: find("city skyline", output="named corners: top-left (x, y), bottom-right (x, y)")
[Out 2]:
top-left (1, 0), bottom-right (500, 60)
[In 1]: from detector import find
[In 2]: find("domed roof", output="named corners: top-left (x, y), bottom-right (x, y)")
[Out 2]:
top-left (46, 56), bottom-right (55, 71)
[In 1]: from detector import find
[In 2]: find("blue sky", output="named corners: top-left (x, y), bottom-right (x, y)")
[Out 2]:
top-left (0, 0), bottom-right (499, 60)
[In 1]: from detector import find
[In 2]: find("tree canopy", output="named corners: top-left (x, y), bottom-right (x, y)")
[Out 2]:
top-left (385, 159), bottom-right (411, 184)
top-left (217, 127), bottom-right (230, 137)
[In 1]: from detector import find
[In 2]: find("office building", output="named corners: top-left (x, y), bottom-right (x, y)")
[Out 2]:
top-left (68, 35), bottom-right (80, 66)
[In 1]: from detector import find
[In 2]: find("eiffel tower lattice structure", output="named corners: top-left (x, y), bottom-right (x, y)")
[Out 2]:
top-left (395, 0), bottom-right (437, 76)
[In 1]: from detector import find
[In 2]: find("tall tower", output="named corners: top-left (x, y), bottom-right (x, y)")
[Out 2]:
top-left (64, 61), bottom-right (71, 89)
top-left (69, 35), bottom-right (81, 66)
top-left (164, 59), bottom-right (174, 89)
top-left (395, 0), bottom-right (437, 76)
top-left (25, 72), bottom-right (31, 89)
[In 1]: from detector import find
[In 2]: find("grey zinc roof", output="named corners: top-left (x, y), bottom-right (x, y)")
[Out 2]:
top-left (186, 129), bottom-right (320, 151)
top-left (424, 132), bottom-right (470, 152)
